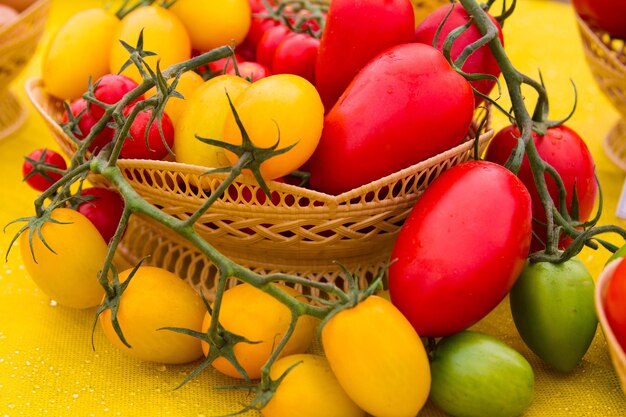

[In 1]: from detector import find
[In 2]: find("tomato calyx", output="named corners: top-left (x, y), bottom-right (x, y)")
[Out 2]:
top-left (255, 0), bottom-right (327, 39)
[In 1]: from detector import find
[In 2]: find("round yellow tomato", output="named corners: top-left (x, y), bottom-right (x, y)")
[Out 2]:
top-left (42, 8), bottom-right (119, 100)
top-left (174, 74), bottom-right (250, 168)
top-left (110, 5), bottom-right (191, 84)
top-left (262, 354), bottom-right (366, 417)
top-left (99, 266), bottom-right (205, 364)
top-left (19, 208), bottom-right (108, 309)
top-left (203, 283), bottom-right (316, 380)
top-left (145, 70), bottom-right (203, 125)
top-left (169, 0), bottom-right (251, 52)
top-left (222, 74), bottom-right (324, 180)
top-left (321, 295), bottom-right (431, 417)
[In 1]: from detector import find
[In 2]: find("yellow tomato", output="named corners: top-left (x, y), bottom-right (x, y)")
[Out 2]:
top-left (222, 74), bottom-right (324, 180)
top-left (169, 0), bottom-right (251, 52)
top-left (203, 283), bottom-right (316, 380)
top-left (19, 208), bottom-right (108, 309)
top-left (145, 70), bottom-right (203, 125)
top-left (99, 266), bottom-right (205, 364)
top-left (174, 74), bottom-right (250, 168)
top-left (321, 296), bottom-right (431, 417)
top-left (110, 5), bottom-right (191, 84)
top-left (262, 354), bottom-right (366, 417)
top-left (42, 8), bottom-right (119, 100)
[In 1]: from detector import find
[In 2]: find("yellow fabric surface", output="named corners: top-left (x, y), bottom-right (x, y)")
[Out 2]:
top-left (1, 0), bottom-right (626, 416)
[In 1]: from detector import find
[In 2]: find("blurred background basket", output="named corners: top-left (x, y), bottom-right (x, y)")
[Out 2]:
top-left (0, 0), bottom-right (50, 140)
top-left (576, 15), bottom-right (626, 171)
top-left (595, 259), bottom-right (626, 395)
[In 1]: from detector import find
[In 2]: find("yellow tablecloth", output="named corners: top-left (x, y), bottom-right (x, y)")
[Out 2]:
top-left (2, 0), bottom-right (626, 416)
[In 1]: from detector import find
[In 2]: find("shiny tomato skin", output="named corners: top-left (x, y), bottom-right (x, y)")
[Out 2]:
top-left (120, 106), bottom-right (175, 160)
top-left (309, 43), bottom-right (474, 195)
top-left (315, 0), bottom-right (415, 111)
top-left (92, 74), bottom-right (143, 119)
top-left (272, 33), bottom-right (319, 84)
top-left (484, 124), bottom-right (597, 253)
top-left (414, 3), bottom-right (503, 104)
top-left (22, 149), bottom-right (67, 192)
top-left (62, 98), bottom-right (115, 153)
top-left (256, 24), bottom-right (294, 70)
top-left (388, 160), bottom-right (532, 338)
top-left (226, 61), bottom-right (272, 82)
top-left (604, 258), bottom-right (626, 352)
top-left (572, 0), bottom-right (626, 39)
top-left (321, 295), bottom-right (431, 417)
top-left (76, 187), bottom-right (125, 244)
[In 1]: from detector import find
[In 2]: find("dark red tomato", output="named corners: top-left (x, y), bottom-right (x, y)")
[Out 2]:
top-left (62, 98), bottom-right (115, 153)
top-left (120, 106), bottom-right (175, 160)
top-left (256, 24), bottom-right (294, 70)
top-left (315, 0), bottom-right (415, 112)
top-left (414, 3), bottom-right (503, 105)
top-left (388, 160), bottom-right (532, 338)
top-left (309, 43), bottom-right (474, 195)
top-left (605, 258), bottom-right (626, 352)
top-left (76, 187), bottom-right (125, 244)
top-left (92, 74), bottom-right (143, 119)
top-left (484, 124), bottom-right (597, 253)
top-left (226, 61), bottom-right (271, 82)
top-left (572, 0), bottom-right (626, 39)
top-left (272, 33), bottom-right (319, 84)
top-left (22, 149), bottom-right (68, 192)
top-left (237, 17), bottom-right (280, 61)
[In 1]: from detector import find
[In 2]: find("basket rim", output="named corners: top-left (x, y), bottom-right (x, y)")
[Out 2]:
top-left (576, 12), bottom-right (626, 74)
top-left (595, 258), bottom-right (626, 368)
top-left (0, 0), bottom-right (49, 39)
top-left (25, 76), bottom-right (494, 203)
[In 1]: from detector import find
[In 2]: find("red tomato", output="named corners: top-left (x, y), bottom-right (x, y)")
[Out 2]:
top-left (204, 52), bottom-right (244, 76)
top-left (484, 124), bottom-right (598, 253)
top-left (309, 43), bottom-right (474, 195)
top-left (226, 61), bottom-right (272, 82)
top-left (76, 187), bottom-right (125, 244)
top-left (62, 98), bottom-right (115, 153)
top-left (22, 149), bottom-right (67, 192)
top-left (388, 160), bottom-right (532, 337)
top-left (237, 17), bottom-right (280, 61)
top-left (315, 0), bottom-right (415, 111)
top-left (92, 74), bottom-right (143, 119)
top-left (572, 0), bottom-right (626, 39)
top-left (414, 3), bottom-right (503, 105)
top-left (605, 258), bottom-right (626, 352)
top-left (272, 33), bottom-right (319, 84)
top-left (120, 106), bottom-right (175, 160)
top-left (256, 24), bottom-right (294, 70)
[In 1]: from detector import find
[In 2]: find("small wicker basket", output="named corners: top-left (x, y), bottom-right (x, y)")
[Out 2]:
top-left (576, 14), bottom-right (626, 171)
top-left (26, 77), bottom-right (493, 300)
top-left (595, 259), bottom-right (626, 395)
top-left (0, 0), bottom-right (49, 139)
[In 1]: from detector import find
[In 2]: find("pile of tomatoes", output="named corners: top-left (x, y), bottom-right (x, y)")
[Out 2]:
top-left (15, 0), bottom-right (624, 416)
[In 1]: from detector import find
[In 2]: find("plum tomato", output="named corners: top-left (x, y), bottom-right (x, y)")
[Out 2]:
top-left (388, 160), bottom-right (532, 338)
top-left (120, 106), bottom-right (175, 160)
top-left (605, 257), bottom-right (626, 353)
top-left (256, 24), bottom-right (294, 70)
top-left (76, 187), bottom-right (125, 244)
top-left (22, 148), bottom-right (67, 192)
top-left (271, 33), bottom-right (319, 84)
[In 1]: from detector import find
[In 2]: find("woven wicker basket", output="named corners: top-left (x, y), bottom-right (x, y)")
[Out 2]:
top-left (0, 0), bottom-right (49, 139)
top-left (576, 14), bottom-right (626, 171)
top-left (595, 259), bottom-right (626, 395)
top-left (26, 76), bottom-right (493, 300)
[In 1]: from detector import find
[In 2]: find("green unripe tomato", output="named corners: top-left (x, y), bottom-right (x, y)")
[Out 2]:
top-left (429, 331), bottom-right (535, 417)
top-left (606, 243), bottom-right (626, 265)
top-left (510, 257), bottom-right (597, 372)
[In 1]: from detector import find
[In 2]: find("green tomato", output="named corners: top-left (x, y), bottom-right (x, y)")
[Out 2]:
top-left (429, 331), bottom-right (534, 417)
top-left (606, 243), bottom-right (626, 265)
top-left (509, 257), bottom-right (597, 372)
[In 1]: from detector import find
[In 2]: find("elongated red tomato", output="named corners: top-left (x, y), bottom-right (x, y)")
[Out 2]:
top-left (315, 0), bottom-right (415, 111)
top-left (388, 160), bottom-right (532, 337)
top-left (309, 43), bottom-right (474, 195)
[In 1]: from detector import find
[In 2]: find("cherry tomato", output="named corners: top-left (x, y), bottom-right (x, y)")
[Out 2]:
top-left (605, 258), bottom-right (626, 352)
top-left (309, 43), bottom-right (474, 195)
top-left (120, 106), bottom-right (175, 160)
top-left (572, 0), bottom-right (626, 39)
top-left (388, 160), bottom-right (532, 337)
top-left (262, 354), bottom-right (365, 417)
top-left (76, 187), bottom-right (125, 244)
top-left (19, 208), bottom-right (108, 309)
top-left (110, 5), bottom-right (191, 84)
top-left (100, 266), bottom-right (206, 364)
top-left (22, 149), bottom-right (67, 192)
top-left (256, 24), bottom-right (294, 70)
top-left (272, 33), bottom-right (319, 84)
top-left (174, 74), bottom-right (250, 168)
top-left (226, 61), bottom-right (272, 82)
top-left (61, 98), bottom-right (115, 153)
top-left (238, 16), bottom-right (280, 61)
top-left (414, 3), bottom-right (504, 105)
top-left (203, 283), bottom-right (316, 380)
top-left (92, 74), bottom-right (143, 119)
top-left (221, 74), bottom-right (324, 180)
top-left (484, 124), bottom-right (598, 253)
top-left (42, 8), bottom-right (119, 100)
top-left (169, 0), bottom-right (251, 52)
top-left (321, 295), bottom-right (431, 417)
